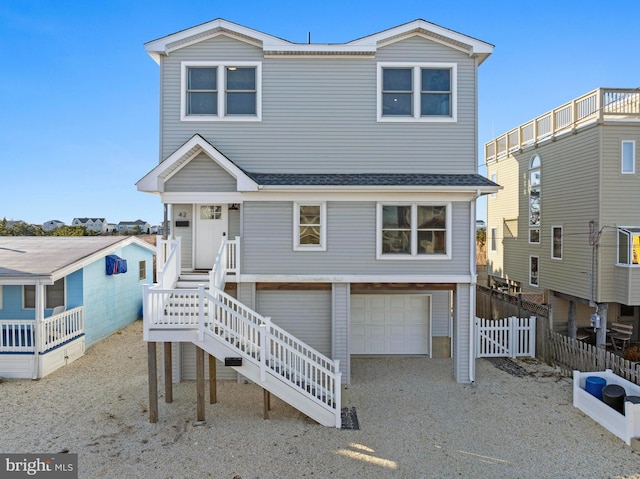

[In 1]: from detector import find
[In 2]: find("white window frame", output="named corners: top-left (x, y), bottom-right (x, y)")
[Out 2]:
top-left (376, 202), bottom-right (452, 260)
top-left (529, 255), bottom-right (539, 287)
top-left (139, 260), bottom-right (147, 281)
top-left (377, 62), bottom-right (457, 123)
top-left (617, 226), bottom-right (640, 266)
top-left (622, 140), bottom-right (635, 174)
top-left (490, 227), bottom-right (497, 252)
top-left (293, 202), bottom-right (327, 252)
top-left (23, 278), bottom-right (66, 310)
top-left (551, 226), bottom-right (562, 260)
top-left (529, 154), bottom-right (541, 244)
top-left (181, 61), bottom-right (262, 122)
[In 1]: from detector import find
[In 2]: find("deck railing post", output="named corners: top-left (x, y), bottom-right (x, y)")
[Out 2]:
top-left (235, 236), bottom-right (241, 277)
top-left (334, 359), bottom-right (342, 428)
top-left (198, 284), bottom-right (205, 341)
top-left (260, 316), bottom-right (271, 383)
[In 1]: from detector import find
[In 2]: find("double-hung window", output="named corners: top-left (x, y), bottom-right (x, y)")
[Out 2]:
top-left (378, 63), bottom-right (457, 122)
top-left (24, 278), bottom-right (65, 309)
top-left (618, 227), bottom-right (640, 265)
top-left (551, 226), bottom-right (562, 260)
top-left (377, 203), bottom-right (450, 259)
top-left (529, 256), bottom-right (539, 287)
top-left (293, 203), bottom-right (326, 251)
top-left (182, 62), bottom-right (261, 121)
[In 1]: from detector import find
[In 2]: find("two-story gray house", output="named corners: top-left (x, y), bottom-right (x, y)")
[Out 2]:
top-left (485, 88), bottom-right (640, 345)
top-left (138, 19), bottom-right (496, 427)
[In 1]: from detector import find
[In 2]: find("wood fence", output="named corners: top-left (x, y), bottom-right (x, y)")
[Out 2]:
top-left (547, 330), bottom-right (640, 386)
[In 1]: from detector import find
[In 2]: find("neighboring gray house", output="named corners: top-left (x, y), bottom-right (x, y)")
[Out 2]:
top-left (485, 88), bottom-right (640, 344)
top-left (42, 220), bottom-right (65, 231)
top-left (72, 217), bottom-right (107, 233)
top-left (118, 219), bottom-right (151, 234)
top-left (138, 18), bottom-right (497, 426)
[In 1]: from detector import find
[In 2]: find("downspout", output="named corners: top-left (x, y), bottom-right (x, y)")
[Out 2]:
top-left (469, 189), bottom-right (481, 384)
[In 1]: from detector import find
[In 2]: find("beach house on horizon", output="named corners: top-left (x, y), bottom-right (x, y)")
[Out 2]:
top-left (138, 18), bottom-right (497, 427)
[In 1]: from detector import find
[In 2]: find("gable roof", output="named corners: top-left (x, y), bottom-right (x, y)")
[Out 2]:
top-left (0, 236), bottom-right (155, 284)
top-left (145, 18), bottom-right (493, 64)
top-left (136, 134), bottom-right (259, 193)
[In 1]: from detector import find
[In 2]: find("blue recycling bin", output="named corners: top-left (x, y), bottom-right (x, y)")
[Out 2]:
top-left (585, 376), bottom-right (607, 400)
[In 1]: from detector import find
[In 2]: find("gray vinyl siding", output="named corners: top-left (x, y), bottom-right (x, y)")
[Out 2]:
top-left (453, 283), bottom-right (472, 383)
top-left (241, 201), bottom-right (472, 276)
top-left (158, 34), bottom-right (478, 174)
top-left (165, 153), bottom-right (237, 192)
top-left (172, 204), bottom-right (193, 270)
top-left (332, 283), bottom-right (350, 384)
top-left (431, 290), bottom-right (452, 337)
top-left (237, 282), bottom-right (255, 309)
top-left (256, 290), bottom-right (332, 357)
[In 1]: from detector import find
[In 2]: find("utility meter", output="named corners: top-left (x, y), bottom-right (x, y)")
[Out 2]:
top-left (590, 313), bottom-right (600, 329)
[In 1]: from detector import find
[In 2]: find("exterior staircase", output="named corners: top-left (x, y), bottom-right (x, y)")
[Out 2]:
top-left (143, 238), bottom-right (342, 428)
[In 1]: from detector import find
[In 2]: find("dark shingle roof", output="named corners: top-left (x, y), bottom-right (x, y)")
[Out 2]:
top-left (246, 172), bottom-right (498, 188)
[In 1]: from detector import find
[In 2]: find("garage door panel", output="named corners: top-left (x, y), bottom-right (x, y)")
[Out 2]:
top-left (351, 294), bottom-right (429, 355)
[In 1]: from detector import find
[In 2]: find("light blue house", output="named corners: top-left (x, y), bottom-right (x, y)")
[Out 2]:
top-left (0, 236), bottom-right (155, 378)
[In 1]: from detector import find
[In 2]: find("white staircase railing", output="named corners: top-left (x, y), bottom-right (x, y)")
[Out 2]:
top-left (143, 284), bottom-right (341, 426)
top-left (209, 237), bottom-right (239, 290)
top-left (156, 236), bottom-right (181, 289)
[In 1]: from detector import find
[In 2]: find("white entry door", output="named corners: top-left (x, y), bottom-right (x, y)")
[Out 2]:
top-left (194, 204), bottom-right (228, 270)
top-left (351, 294), bottom-right (430, 355)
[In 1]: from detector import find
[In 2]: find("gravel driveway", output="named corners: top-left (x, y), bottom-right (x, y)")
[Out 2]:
top-left (1, 320), bottom-right (639, 478)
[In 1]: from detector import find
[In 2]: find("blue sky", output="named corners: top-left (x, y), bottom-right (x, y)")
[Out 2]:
top-left (1, 0), bottom-right (638, 225)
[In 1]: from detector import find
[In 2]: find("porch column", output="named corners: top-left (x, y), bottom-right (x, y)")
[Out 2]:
top-left (32, 281), bottom-right (46, 379)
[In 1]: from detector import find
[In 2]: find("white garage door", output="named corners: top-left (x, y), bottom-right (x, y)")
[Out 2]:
top-left (351, 294), bottom-right (430, 355)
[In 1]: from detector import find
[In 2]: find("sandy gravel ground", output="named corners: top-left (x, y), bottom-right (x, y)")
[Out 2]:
top-left (1, 320), bottom-right (640, 479)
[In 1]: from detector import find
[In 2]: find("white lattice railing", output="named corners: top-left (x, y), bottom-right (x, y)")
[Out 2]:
top-left (0, 307), bottom-right (84, 353)
top-left (142, 283), bottom-right (341, 426)
top-left (485, 88), bottom-right (640, 162)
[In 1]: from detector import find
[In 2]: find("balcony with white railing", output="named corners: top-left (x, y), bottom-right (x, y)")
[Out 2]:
top-left (485, 88), bottom-right (640, 162)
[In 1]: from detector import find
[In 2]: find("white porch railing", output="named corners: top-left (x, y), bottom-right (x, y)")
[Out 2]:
top-left (486, 88), bottom-right (640, 161)
top-left (209, 237), bottom-right (240, 290)
top-left (476, 316), bottom-right (536, 358)
top-left (40, 307), bottom-right (85, 352)
top-left (0, 307), bottom-right (84, 354)
top-left (156, 236), bottom-right (181, 289)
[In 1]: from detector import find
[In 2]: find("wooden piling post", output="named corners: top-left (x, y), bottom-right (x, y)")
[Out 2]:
top-left (263, 389), bottom-right (271, 419)
top-left (164, 342), bottom-right (173, 403)
top-left (209, 354), bottom-right (217, 404)
top-left (196, 346), bottom-right (205, 423)
top-left (148, 342), bottom-right (158, 423)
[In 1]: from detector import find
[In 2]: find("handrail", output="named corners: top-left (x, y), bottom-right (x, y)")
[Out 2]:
top-left (143, 284), bottom-right (341, 423)
top-left (485, 88), bottom-right (640, 162)
top-left (156, 237), bottom-right (181, 290)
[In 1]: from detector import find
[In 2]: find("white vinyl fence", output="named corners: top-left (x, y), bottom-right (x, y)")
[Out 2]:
top-left (476, 316), bottom-right (536, 358)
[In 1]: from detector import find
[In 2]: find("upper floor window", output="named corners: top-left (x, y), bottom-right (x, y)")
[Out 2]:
top-left (24, 278), bottom-right (65, 309)
top-left (293, 203), bottom-right (326, 251)
top-left (181, 62), bottom-right (262, 121)
top-left (377, 203), bottom-right (450, 259)
top-left (618, 227), bottom-right (640, 265)
top-left (622, 141), bottom-right (635, 174)
top-left (377, 63), bottom-right (457, 122)
top-left (551, 226), bottom-right (562, 260)
top-left (491, 227), bottom-right (497, 252)
top-left (529, 155), bottom-right (541, 244)
top-left (529, 256), bottom-right (539, 287)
